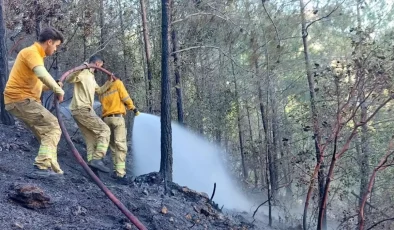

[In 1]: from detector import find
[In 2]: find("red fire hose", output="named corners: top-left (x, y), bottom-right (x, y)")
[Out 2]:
top-left (54, 64), bottom-right (148, 230)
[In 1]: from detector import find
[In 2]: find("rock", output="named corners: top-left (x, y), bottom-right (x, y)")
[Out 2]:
top-left (217, 213), bottom-right (225, 220)
top-left (186, 214), bottom-right (192, 220)
top-left (169, 217), bottom-right (174, 222)
top-left (180, 186), bottom-right (206, 202)
top-left (193, 205), bottom-right (200, 213)
top-left (123, 223), bottom-right (133, 230)
top-left (200, 192), bottom-right (209, 199)
top-left (182, 187), bottom-right (190, 193)
top-left (8, 184), bottom-right (51, 209)
top-left (135, 172), bottom-right (163, 184)
top-left (126, 201), bottom-right (138, 211)
top-left (161, 206), bottom-right (168, 214)
top-left (12, 222), bottom-right (24, 229)
top-left (200, 208), bottom-right (211, 217)
top-left (20, 143), bottom-right (31, 152)
top-left (71, 205), bottom-right (87, 216)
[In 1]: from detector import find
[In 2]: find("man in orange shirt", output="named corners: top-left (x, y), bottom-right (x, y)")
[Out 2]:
top-left (99, 77), bottom-right (139, 184)
top-left (4, 27), bottom-right (65, 177)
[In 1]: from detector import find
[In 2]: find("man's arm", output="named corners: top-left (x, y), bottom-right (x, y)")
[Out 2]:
top-left (33, 66), bottom-right (64, 96)
top-left (65, 71), bottom-right (83, 83)
top-left (95, 80), bottom-right (113, 95)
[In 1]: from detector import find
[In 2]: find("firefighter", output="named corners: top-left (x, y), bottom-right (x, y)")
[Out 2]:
top-left (99, 76), bottom-right (139, 184)
top-left (3, 27), bottom-right (65, 177)
top-left (66, 55), bottom-right (113, 173)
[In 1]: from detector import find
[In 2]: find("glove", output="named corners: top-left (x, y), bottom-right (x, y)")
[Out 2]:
top-left (133, 108), bottom-right (140, 116)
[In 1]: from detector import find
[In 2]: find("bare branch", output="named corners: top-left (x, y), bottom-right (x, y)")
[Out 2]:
top-left (171, 45), bottom-right (254, 73)
top-left (252, 197), bottom-right (271, 220)
top-left (367, 218), bottom-right (394, 230)
top-left (86, 36), bottom-right (114, 62)
top-left (262, 2), bottom-right (281, 49)
top-left (171, 12), bottom-right (236, 25)
top-left (305, 0), bottom-right (345, 32)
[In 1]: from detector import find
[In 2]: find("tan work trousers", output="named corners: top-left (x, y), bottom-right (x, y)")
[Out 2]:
top-left (5, 98), bottom-right (63, 173)
top-left (103, 116), bottom-right (127, 177)
top-left (72, 108), bottom-right (110, 162)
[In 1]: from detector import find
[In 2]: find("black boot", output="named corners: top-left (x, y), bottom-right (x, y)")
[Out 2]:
top-left (27, 166), bottom-right (62, 179)
top-left (89, 165), bottom-right (101, 178)
top-left (112, 173), bottom-right (133, 185)
top-left (88, 159), bottom-right (110, 173)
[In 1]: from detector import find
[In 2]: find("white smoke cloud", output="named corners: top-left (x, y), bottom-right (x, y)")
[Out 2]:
top-left (132, 113), bottom-right (253, 211)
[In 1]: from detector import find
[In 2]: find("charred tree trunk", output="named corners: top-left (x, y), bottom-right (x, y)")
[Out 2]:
top-left (246, 104), bottom-right (259, 187)
top-left (237, 104), bottom-right (247, 181)
top-left (159, 0), bottom-right (173, 184)
top-left (117, 0), bottom-right (130, 84)
top-left (99, 0), bottom-right (105, 49)
top-left (261, 32), bottom-right (278, 200)
top-left (140, 0), bottom-right (153, 113)
top-left (170, 1), bottom-right (184, 124)
top-left (269, 85), bottom-right (280, 196)
top-left (99, 0), bottom-right (107, 84)
top-left (0, 0), bottom-right (14, 125)
top-left (299, 0), bottom-right (325, 229)
top-left (271, 82), bottom-right (284, 194)
top-left (137, 25), bottom-right (149, 111)
top-left (265, 142), bottom-right (273, 227)
top-left (251, 29), bottom-right (275, 221)
top-left (34, 1), bottom-right (41, 40)
top-left (194, 54), bottom-right (204, 134)
top-left (259, 84), bottom-right (273, 227)
top-left (232, 62), bottom-right (247, 181)
top-left (82, 5), bottom-right (88, 60)
top-left (257, 107), bottom-right (266, 188)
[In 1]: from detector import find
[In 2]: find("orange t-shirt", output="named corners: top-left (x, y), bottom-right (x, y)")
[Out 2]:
top-left (4, 42), bottom-right (46, 104)
top-left (99, 80), bottom-right (136, 117)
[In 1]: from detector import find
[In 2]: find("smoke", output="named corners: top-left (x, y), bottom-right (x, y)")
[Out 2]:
top-left (131, 113), bottom-right (253, 211)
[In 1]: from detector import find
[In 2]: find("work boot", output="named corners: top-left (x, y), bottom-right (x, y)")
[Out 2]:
top-left (88, 159), bottom-right (110, 173)
top-left (89, 165), bottom-right (101, 178)
top-left (112, 174), bottom-right (133, 185)
top-left (27, 166), bottom-right (62, 179)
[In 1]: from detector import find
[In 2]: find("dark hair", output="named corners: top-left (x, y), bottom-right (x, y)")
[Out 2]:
top-left (89, 55), bottom-right (104, 64)
top-left (38, 27), bottom-right (64, 43)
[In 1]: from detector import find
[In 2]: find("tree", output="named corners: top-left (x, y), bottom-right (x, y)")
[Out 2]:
top-left (0, 0), bottom-right (14, 125)
top-left (140, 0), bottom-right (153, 113)
top-left (170, 0), bottom-right (184, 124)
top-left (159, 0), bottom-right (173, 184)
top-left (299, 0), bottom-right (326, 228)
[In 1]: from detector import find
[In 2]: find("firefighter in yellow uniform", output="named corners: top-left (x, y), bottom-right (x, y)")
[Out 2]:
top-left (3, 27), bottom-right (65, 177)
top-left (99, 78), bottom-right (139, 183)
top-left (66, 55), bottom-right (113, 173)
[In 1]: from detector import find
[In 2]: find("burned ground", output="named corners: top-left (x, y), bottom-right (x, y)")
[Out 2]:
top-left (0, 121), bottom-right (271, 230)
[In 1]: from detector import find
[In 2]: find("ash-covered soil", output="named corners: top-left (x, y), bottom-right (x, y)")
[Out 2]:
top-left (0, 120), bottom-right (273, 230)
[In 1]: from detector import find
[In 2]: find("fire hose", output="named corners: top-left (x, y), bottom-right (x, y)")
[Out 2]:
top-left (54, 64), bottom-right (148, 230)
